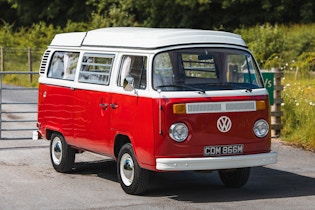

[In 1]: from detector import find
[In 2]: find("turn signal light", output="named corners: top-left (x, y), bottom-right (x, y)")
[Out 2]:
top-left (173, 104), bottom-right (186, 114)
top-left (256, 100), bottom-right (266, 110)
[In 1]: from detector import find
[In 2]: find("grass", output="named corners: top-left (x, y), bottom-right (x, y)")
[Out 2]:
top-left (1, 74), bottom-right (39, 87)
top-left (281, 73), bottom-right (315, 151)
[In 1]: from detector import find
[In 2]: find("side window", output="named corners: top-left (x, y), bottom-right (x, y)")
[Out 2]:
top-left (79, 53), bottom-right (114, 85)
top-left (153, 52), bottom-right (174, 88)
top-left (118, 55), bottom-right (147, 89)
top-left (47, 51), bottom-right (79, 80)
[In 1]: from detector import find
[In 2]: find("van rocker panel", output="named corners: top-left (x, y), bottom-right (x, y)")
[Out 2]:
top-left (156, 151), bottom-right (277, 171)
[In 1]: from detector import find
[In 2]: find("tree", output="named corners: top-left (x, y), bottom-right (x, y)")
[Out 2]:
top-left (4, 0), bottom-right (94, 27)
top-left (0, 0), bottom-right (16, 24)
top-left (1, 0), bottom-right (315, 30)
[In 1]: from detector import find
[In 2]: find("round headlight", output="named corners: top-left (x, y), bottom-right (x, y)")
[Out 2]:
top-left (253, 119), bottom-right (269, 138)
top-left (169, 123), bottom-right (189, 142)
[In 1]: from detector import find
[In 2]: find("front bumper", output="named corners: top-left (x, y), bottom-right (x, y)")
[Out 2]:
top-left (156, 151), bottom-right (277, 171)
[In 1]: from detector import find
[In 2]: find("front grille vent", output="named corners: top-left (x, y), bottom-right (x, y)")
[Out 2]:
top-left (186, 101), bottom-right (256, 114)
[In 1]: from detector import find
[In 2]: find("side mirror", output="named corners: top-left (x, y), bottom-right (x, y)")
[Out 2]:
top-left (123, 75), bottom-right (135, 91)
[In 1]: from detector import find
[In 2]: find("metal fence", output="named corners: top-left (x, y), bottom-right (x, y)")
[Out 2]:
top-left (0, 71), bottom-right (38, 140)
top-left (0, 47), bottom-right (42, 140)
top-left (0, 47), bottom-right (43, 72)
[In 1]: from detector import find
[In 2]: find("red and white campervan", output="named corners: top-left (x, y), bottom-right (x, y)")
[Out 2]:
top-left (36, 27), bottom-right (277, 194)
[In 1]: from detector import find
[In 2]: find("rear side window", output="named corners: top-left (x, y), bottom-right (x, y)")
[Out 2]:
top-left (79, 53), bottom-right (114, 85)
top-left (47, 51), bottom-right (79, 80)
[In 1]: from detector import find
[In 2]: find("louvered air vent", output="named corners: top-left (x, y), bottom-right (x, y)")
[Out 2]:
top-left (39, 50), bottom-right (51, 75)
top-left (186, 101), bottom-right (256, 114)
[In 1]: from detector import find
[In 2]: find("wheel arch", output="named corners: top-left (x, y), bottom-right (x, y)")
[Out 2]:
top-left (46, 129), bottom-right (55, 140)
top-left (114, 134), bottom-right (131, 159)
top-left (45, 126), bottom-right (63, 141)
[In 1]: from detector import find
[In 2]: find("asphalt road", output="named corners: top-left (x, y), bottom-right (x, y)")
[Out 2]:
top-left (1, 139), bottom-right (315, 209)
top-left (1, 87), bottom-right (315, 209)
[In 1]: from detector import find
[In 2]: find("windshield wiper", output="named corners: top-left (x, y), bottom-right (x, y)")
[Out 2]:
top-left (223, 83), bottom-right (253, 92)
top-left (156, 84), bottom-right (206, 94)
top-left (206, 82), bottom-right (253, 92)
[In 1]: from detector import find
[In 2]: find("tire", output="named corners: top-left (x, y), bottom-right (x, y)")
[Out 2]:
top-left (50, 133), bottom-right (75, 173)
top-left (219, 167), bottom-right (250, 188)
top-left (117, 143), bottom-right (150, 195)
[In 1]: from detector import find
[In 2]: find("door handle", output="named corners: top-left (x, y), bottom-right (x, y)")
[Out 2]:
top-left (110, 103), bottom-right (118, 109)
top-left (99, 103), bottom-right (108, 110)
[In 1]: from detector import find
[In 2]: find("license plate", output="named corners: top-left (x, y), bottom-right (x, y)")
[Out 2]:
top-left (204, 144), bottom-right (243, 156)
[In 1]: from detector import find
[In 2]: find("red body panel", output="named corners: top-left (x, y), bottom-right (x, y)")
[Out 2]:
top-left (38, 83), bottom-right (156, 167)
top-left (72, 88), bottom-right (111, 155)
top-left (38, 84), bottom-right (74, 141)
top-left (38, 83), bottom-right (271, 171)
top-left (109, 91), bottom-right (155, 167)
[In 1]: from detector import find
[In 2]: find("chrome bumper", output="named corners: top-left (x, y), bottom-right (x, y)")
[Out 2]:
top-left (156, 151), bottom-right (277, 171)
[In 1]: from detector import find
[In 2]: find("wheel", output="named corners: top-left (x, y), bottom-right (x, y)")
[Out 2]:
top-left (50, 133), bottom-right (75, 173)
top-left (219, 167), bottom-right (250, 188)
top-left (117, 143), bottom-right (150, 195)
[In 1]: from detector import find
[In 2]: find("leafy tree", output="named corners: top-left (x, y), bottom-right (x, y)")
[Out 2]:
top-left (85, 0), bottom-right (315, 30)
top-left (0, 0), bottom-right (16, 24)
top-left (2, 0), bottom-right (315, 30)
top-left (235, 24), bottom-right (286, 67)
top-left (4, 0), bottom-right (94, 27)
top-left (0, 21), bottom-right (15, 47)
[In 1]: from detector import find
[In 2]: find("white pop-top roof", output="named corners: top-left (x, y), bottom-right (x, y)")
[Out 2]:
top-left (50, 27), bottom-right (246, 49)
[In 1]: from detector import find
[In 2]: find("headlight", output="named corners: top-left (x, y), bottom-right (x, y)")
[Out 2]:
top-left (253, 119), bottom-right (269, 138)
top-left (169, 123), bottom-right (189, 142)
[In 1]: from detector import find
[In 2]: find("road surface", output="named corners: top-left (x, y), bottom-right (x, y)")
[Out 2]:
top-left (1, 139), bottom-right (315, 209)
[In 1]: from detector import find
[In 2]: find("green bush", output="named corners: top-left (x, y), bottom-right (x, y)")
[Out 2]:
top-left (281, 76), bottom-right (315, 150)
top-left (235, 24), bottom-right (286, 68)
top-left (0, 22), bottom-right (16, 47)
top-left (235, 23), bottom-right (315, 78)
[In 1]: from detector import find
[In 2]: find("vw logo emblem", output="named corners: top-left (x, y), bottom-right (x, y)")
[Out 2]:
top-left (217, 116), bottom-right (232, 133)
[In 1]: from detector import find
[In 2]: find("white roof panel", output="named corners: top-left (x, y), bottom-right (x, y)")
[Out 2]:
top-left (50, 27), bottom-right (246, 49)
top-left (50, 32), bottom-right (87, 46)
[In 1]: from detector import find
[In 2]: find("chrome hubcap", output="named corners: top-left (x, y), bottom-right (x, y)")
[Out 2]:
top-left (120, 153), bottom-right (134, 186)
top-left (52, 137), bottom-right (62, 165)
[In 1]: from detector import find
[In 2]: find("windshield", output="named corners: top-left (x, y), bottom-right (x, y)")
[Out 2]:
top-left (152, 48), bottom-right (263, 92)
